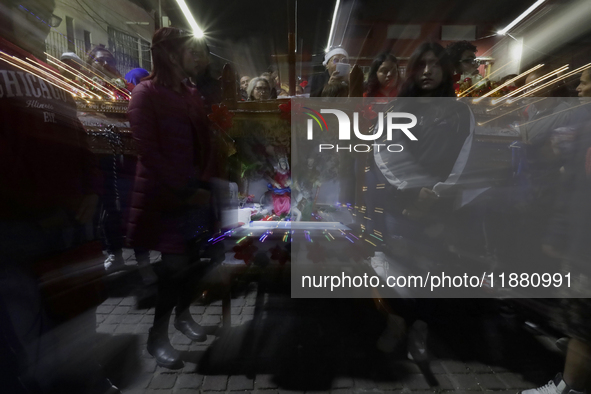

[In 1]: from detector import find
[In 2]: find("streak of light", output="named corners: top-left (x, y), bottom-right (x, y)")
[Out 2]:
top-left (4, 54), bottom-right (80, 95)
top-left (491, 64), bottom-right (569, 105)
top-left (46, 54), bottom-right (117, 99)
top-left (27, 58), bottom-right (99, 99)
top-left (0, 54), bottom-right (76, 97)
top-left (512, 63), bottom-right (591, 99)
top-left (325, 0), bottom-right (341, 52)
top-left (480, 63), bottom-right (591, 123)
top-left (497, 0), bottom-right (546, 35)
top-left (477, 98), bottom-right (546, 126)
top-left (459, 61), bottom-right (514, 97)
top-left (46, 53), bottom-right (130, 99)
top-left (175, 0), bottom-right (204, 37)
top-left (370, 234), bottom-right (383, 242)
top-left (473, 64), bottom-right (544, 102)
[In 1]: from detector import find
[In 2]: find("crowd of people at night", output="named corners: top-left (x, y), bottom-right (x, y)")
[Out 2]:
top-left (1, 0), bottom-right (591, 393)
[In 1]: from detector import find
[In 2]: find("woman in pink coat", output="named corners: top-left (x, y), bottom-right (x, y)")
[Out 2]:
top-left (127, 27), bottom-right (215, 369)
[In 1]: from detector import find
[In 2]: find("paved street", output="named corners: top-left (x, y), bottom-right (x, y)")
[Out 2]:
top-left (94, 250), bottom-right (564, 394)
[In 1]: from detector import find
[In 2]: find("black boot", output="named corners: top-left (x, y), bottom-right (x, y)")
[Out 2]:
top-left (174, 309), bottom-right (207, 342)
top-left (147, 327), bottom-right (184, 369)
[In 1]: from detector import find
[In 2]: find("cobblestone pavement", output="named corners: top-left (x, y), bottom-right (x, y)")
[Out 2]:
top-left (95, 250), bottom-right (564, 394)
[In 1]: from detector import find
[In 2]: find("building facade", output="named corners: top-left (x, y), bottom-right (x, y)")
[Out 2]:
top-left (46, 0), bottom-right (155, 76)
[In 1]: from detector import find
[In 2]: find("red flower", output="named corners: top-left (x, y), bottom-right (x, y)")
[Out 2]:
top-left (279, 100), bottom-right (305, 122)
top-left (232, 238), bottom-right (258, 265)
top-left (353, 104), bottom-right (378, 135)
top-left (355, 104), bottom-right (378, 120)
top-left (270, 244), bottom-right (290, 265)
top-left (208, 103), bottom-right (234, 131)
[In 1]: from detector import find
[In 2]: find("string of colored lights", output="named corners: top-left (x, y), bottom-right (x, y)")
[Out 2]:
top-left (2, 52), bottom-right (84, 97)
top-left (27, 58), bottom-right (101, 99)
top-left (46, 53), bottom-right (128, 100)
top-left (47, 53), bottom-right (132, 100)
top-left (43, 55), bottom-right (110, 97)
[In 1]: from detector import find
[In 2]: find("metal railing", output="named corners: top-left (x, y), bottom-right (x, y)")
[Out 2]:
top-left (45, 29), bottom-right (152, 77)
top-left (45, 31), bottom-right (87, 62)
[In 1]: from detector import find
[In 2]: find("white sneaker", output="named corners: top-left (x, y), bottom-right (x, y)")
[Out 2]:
top-left (104, 254), bottom-right (125, 271)
top-left (520, 374), bottom-right (586, 394)
top-left (376, 313), bottom-right (406, 353)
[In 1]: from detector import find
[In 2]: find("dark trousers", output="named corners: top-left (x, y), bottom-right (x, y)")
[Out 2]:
top-left (152, 242), bottom-right (206, 332)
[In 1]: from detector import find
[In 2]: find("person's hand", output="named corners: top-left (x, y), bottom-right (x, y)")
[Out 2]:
top-left (403, 188), bottom-right (438, 220)
top-left (186, 188), bottom-right (211, 206)
top-left (327, 70), bottom-right (344, 85)
top-left (75, 194), bottom-right (99, 224)
top-left (415, 187), bottom-right (438, 211)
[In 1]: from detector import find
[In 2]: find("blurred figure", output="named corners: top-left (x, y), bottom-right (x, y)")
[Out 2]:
top-left (520, 69), bottom-right (591, 394)
top-left (513, 65), bottom-right (573, 215)
top-left (370, 42), bottom-right (473, 353)
top-left (60, 51), bottom-right (85, 81)
top-left (127, 27), bottom-right (215, 369)
top-left (189, 42), bottom-right (222, 112)
top-left (278, 88), bottom-right (289, 97)
top-left (87, 45), bottom-right (121, 80)
top-left (125, 67), bottom-right (150, 89)
top-left (364, 52), bottom-right (400, 98)
top-left (267, 64), bottom-right (280, 87)
top-left (320, 82), bottom-right (349, 97)
top-left (446, 40), bottom-right (483, 87)
top-left (240, 75), bottom-right (251, 100)
top-left (261, 71), bottom-right (278, 98)
top-left (309, 46), bottom-right (349, 97)
top-left (499, 73), bottom-right (520, 88)
top-left (0, 0), bottom-right (119, 392)
top-left (86, 45), bottom-right (133, 92)
top-left (98, 66), bottom-right (157, 286)
top-left (247, 76), bottom-right (271, 100)
top-left (99, 67), bottom-right (151, 276)
top-left (0, 0), bottom-right (61, 59)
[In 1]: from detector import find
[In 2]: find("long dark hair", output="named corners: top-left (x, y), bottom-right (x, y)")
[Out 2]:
top-left (365, 52), bottom-right (399, 97)
top-left (145, 27), bottom-right (193, 88)
top-left (398, 42), bottom-right (455, 98)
